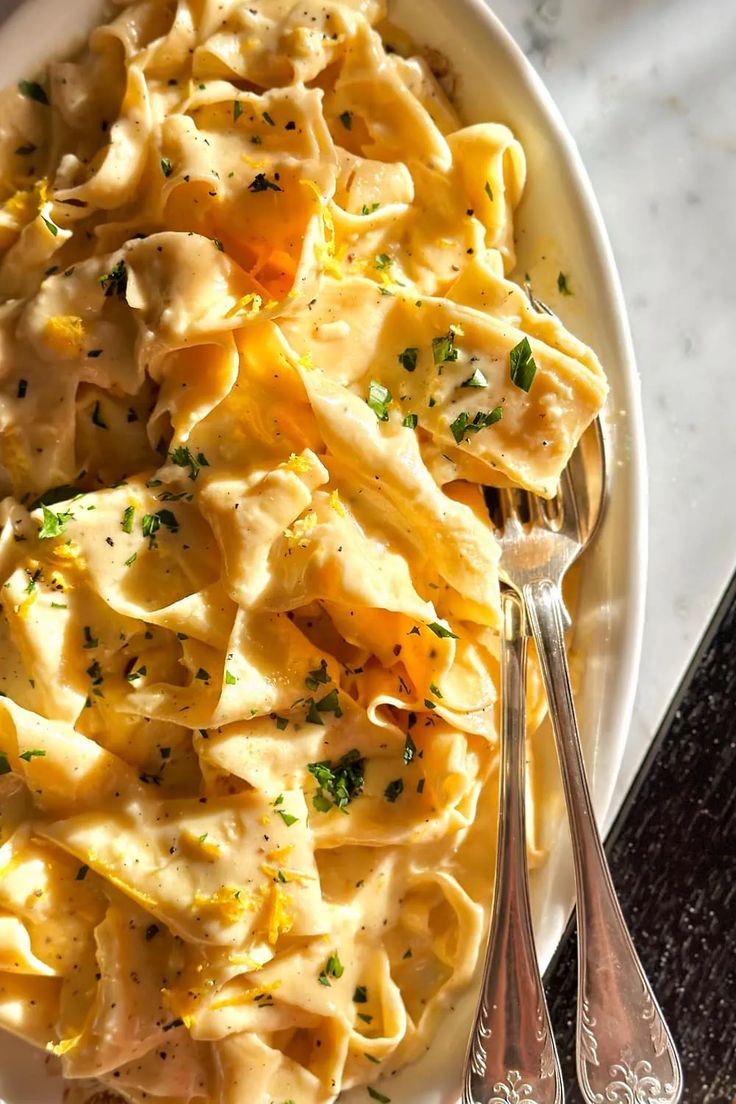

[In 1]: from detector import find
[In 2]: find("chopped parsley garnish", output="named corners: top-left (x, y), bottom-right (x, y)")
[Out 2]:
top-left (366, 379), bottom-right (391, 421)
top-left (308, 749), bottom-right (364, 813)
top-left (18, 80), bottom-right (49, 105)
top-left (403, 733), bottom-right (416, 765)
top-left (121, 506), bottom-right (135, 533)
top-left (162, 1018), bottom-right (184, 1032)
top-left (38, 504), bottom-right (73, 539)
top-left (170, 445), bottom-right (209, 481)
top-left (17, 379), bottom-right (28, 399)
top-left (41, 215), bottom-right (59, 237)
top-left (358, 1012), bottom-right (373, 1023)
top-left (75, 864), bottom-right (89, 881)
top-left (461, 366), bottom-right (487, 388)
top-left (194, 667), bottom-right (210, 681)
top-left (126, 665), bottom-right (147, 682)
top-left (83, 626), bottom-right (98, 649)
top-left (15, 143), bottom-right (36, 155)
top-left (262, 110), bottom-right (275, 126)
top-left (224, 670), bottom-right (237, 685)
top-left (557, 271), bottom-right (573, 296)
top-left (384, 778), bottom-right (404, 802)
top-left (305, 659), bottom-right (330, 691)
top-left (484, 180), bottom-right (494, 202)
top-left (273, 715), bottom-right (289, 731)
top-left (427, 621), bottom-right (459, 640)
top-left (19, 748), bottom-right (46, 762)
top-left (417, 778), bottom-right (425, 793)
top-left (398, 347), bottom-right (418, 373)
top-left (87, 349), bottom-right (103, 358)
top-left (249, 172), bottom-right (282, 192)
top-left (213, 237), bottom-right (224, 251)
top-left (432, 330), bottom-right (459, 364)
top-left (424, 698), bottom-right (436, 710)
top-left (277, 810), bottom-right (298, 827)
top-left (318, 952), bottom-right (344, 986)
top-left (402, 413), bottom-right (418, 429)
top-left (339, 110), bottom-right (353, 130)
top-left (429, 682), bottom-right (443, 698)
top-left (374, 253), bottom-right (392, 271)
top-left (124, 552), bottom-right (137, 567)
top-left (361, 202), bottom-right (380, 215)
top-left (368, 1089), bottom-right (391, 1102)
top-left (160, 157), bottom-right (173, 177)
top-left (0, 752), bottom-right (10, 775)
top-left (449, 407), bottom-right (503, 443)
top-left (306, 688), bottom-right (342, 721)
top-left (99, 259), bottom-right (128, 298)
top-left (142, 510), bottom-right (179, 548)
top-left (233, 100), bottom-right (243, 122)
top-left (509, 336), bottom-right (537, 392)
top-left (353, 985), bottom-right (368, 1003)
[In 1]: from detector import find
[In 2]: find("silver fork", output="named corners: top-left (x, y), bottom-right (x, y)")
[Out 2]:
top-left (489, 418), bottom-right (683, 1104)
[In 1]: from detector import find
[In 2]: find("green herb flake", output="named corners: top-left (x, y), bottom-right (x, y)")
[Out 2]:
top-left (432, 330), bottom-right (459, 364)
top-left (402, 413), bottom-right (418, 429)
top-left (99, 259), bottom-right (128, 298)
top-left (366, 379), bottom-right (392, 421)
top-left (126, 665), bottom-right (147, 683)
top-left (509, 336), bottom-right (537, 392)
top-left (161, 157), bottom-right (173, 178)
top-left (449, 407), bottom-right (503, 444)
top-left (318, 952), bottom-right (344, 986)
top-left (75, 864), bottom-right (89, 881)
top-left (367, 1088), bottom-right (391, 1102)
top-left (305, 658), bottom-right (330, 691)
top-left (91, 401), bottom-right (108, 429)
top-left (233, 100), bottom-right (243, 122)
top-left (249, 172), bottom-right (282, 193)
top-left (358, 1012), bottom-right (373, 1023)
top-left (339, 110), bottom-right (353, 130)
top-left (315, 687), bottom-right (342, 717)
top-left (121, 505), bottom-right (135, 533)
top-left (19, 748), bottom-right (46, 762)
top-left (484, 180), bottom-right (494, 202)
top-left (18, 80), bottom-right (49, 106)
top-left (557, 271), bottom-right (573, 296)
top-left (124, 552), bottom-right (137, 568)
top-left (15, 143), bottom-right (36, 156)
top-left (213, 237), bottom-right (224, 251)
top-left (38, 504), bottom-right (73, 540)
top-left (262, 111), bottom-right (275, 127)
top-left (224, 670), bottom-right (237, 685)
top-left (384, 778), bottom-right (404, 802)
top-left (403, 733), bottom-right (416, 765)
top-left (429, 682), bottom-right (443, 698)
top-left (461, 366), bottom-right (487, 388)
top-left (361, 202), bottom-right (380, 215)
top-left (273, 715), bottom-right (289, 731)
top-left (0, 752), bottom-right (10, 775)
top-left (41, 215), bottom-right (59, 237)
top-left (427, 621), bottom-right (459, 640)
top-left (194, 667), bottom-right (210, 682)
top-left (374, 253), bottom-right (392, 271)
top-left (397, 347), bottom-right (418, 373)
top-left (353, 985), bottom-right (368, 1004)
top-left (308, 749), bottom-right (365, 813)
top-left (170, 444), bottom-right (208, 481)
top-left (278, 810), bottom-right (298, 827)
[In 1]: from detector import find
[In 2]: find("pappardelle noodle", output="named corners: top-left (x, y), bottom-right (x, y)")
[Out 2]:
top-left (0, 1), bottom-right (607, 1101)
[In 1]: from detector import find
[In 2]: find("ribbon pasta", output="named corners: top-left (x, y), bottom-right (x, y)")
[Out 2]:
top-left (0, 1), bottom-right (606, 1101)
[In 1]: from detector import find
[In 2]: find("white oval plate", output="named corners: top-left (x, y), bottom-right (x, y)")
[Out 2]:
top-left (0, 1), bottom-right (647, 1102)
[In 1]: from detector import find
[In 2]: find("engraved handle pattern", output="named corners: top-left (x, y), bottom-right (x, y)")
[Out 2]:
top-left (524, 578), bottom-right (683, 1104)
top-left (462, 589), bottom-right (562, 1104)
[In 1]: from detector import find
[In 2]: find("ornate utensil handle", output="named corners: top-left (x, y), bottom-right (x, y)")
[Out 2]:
top-left (524, 578), bottom-right (683, 1104)
top-left (463, 588), bottom-right (562, 1104)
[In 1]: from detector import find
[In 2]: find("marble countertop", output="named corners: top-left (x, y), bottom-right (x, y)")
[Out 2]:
top-left (489, 0), bottom-right (736, 806)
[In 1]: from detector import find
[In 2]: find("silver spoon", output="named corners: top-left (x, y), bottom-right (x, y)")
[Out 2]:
top-left (484, 415), bottom-right (683, 1104)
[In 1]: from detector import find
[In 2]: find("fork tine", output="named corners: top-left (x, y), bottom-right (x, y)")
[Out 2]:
top-left (500, 487), bottom-right (530, 526)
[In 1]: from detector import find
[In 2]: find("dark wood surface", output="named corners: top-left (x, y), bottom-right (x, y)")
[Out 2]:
top-left (545, 575), bottom-right (736, 1103)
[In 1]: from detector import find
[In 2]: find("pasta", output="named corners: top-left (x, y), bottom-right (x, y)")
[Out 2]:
top-left (0, 1), bottom-right (607, 1101)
